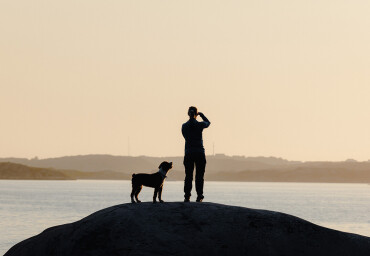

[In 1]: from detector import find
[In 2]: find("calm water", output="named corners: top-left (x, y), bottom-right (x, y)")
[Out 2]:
top-left (1, 180), bottom-right (369, 254)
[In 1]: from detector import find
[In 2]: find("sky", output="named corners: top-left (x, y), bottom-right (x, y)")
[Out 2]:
top-left (1, 0), bottom-right (370, 161)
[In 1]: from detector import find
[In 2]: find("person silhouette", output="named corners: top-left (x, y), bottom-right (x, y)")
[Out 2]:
top-left (182, 106), bottom-right (211, 202)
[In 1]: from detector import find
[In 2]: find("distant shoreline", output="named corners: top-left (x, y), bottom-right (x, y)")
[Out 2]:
top-left (2, 154), bottom-right (370, 183)
top-left (1, 178), bottom-right (370, 184)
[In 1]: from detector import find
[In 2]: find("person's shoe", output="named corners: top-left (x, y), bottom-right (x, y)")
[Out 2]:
top-left (196, 196), bottom-right (204, 202)
top-left (184, 198), bottom-right (190, 202)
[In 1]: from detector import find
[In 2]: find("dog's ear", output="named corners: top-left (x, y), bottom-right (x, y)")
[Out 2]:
top-left (169, 162), bottom-right (173, 168)
top-left (158, 162), bottom-right (164, 169)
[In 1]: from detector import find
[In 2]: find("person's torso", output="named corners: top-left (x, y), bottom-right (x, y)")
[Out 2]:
top-left (182, 119), bottom-right (205, 153)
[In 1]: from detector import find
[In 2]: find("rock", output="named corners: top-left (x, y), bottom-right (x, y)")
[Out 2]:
top-left (5, 202), bottom-right (370, 256)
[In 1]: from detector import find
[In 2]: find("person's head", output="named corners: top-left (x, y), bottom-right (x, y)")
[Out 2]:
top-left (188, 106), bottom-right (198, 119)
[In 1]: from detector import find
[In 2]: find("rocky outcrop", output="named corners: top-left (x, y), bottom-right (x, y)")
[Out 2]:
top-left (5, 202), bottom-right (370, 256)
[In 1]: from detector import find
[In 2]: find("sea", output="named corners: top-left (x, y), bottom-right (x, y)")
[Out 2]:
top-left (1, 180), bottom-right (369, 255)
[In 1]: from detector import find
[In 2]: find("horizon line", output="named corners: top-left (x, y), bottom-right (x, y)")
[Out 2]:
top-left (0, 154), bottom-right (368, 163)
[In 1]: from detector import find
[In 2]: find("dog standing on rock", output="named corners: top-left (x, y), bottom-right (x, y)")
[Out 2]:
top-left (131, 161), bottom-right (173, 203)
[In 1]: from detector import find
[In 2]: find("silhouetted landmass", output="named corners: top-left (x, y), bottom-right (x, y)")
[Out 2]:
top-left (0, 162), bottom-right (73, 180)
top-left (0, 154), bottom-right (288, 173)
top-left (1, 154), bottom-right (370, 182)
top-left (0, 162), bottom-right (129, 180)
top-left (5, 203), bottom-right (370, 256)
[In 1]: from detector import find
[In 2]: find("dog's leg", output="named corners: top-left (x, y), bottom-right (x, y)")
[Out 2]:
top-left (131, 182), bottom-right (139, 203)
top-left (153, 187), bottom-right (159, 203)
top-left (135, 185), bottom-right (142, 203)
top-left (130, 186), bottom-right (136, 203)
top-left (158, 186), bottom-right (164, 203)
top-left (131, 175), bottom-right (137, 203)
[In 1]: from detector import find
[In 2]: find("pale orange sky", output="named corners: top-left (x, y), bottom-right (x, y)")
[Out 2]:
top-left (1, 1), bottom-right (370, 161)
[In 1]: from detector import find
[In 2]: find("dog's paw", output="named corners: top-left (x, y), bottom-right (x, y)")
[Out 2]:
top-left (131, 201), bottom-right (136, 204)
top-left (159, 200), bottom-right (164, 203)
top-left (136, 200), bottom-right (141, 203)
top-left (153, 200), bottom-right (157, 204)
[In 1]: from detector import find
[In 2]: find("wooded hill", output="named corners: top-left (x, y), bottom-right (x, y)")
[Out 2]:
top-left (1, 154), bottom-right (370, 182)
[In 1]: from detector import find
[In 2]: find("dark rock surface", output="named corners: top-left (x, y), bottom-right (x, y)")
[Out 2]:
top-left (5, 202), bottom-right (370, 256)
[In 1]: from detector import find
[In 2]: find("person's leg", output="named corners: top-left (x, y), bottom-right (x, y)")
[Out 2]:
top-left (195, 152), bottom-right (206, 201)
top-left (183, 154), bottom-right (195, 200)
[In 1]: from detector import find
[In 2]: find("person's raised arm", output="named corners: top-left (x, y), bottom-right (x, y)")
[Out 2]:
top-left (198, 112), bottom-right (211, 128)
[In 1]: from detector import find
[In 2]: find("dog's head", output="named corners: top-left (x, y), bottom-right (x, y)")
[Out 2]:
top-left (158, 161), bottom-right (173, 172)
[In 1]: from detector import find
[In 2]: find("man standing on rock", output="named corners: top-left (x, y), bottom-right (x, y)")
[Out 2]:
top-left (182, 106), bottom-right (211, 202)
